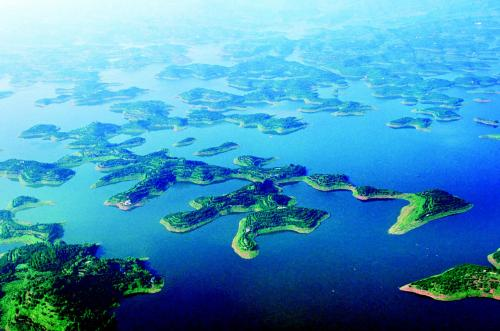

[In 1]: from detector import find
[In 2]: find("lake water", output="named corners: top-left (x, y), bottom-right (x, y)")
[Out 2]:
top-left (0, 59), bottom-right (498, 330)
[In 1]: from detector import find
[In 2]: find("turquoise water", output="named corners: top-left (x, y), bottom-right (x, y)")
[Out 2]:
top-left (0, 59), bottom-right (498, 330)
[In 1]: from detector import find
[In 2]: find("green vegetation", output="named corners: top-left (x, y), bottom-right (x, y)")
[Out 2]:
top-left (35, 76), bottom-right (147, 107)
top-left (94, 149), bottom-right (233, 210)
top-left (194, 142), bottom-right (239, 157)
top-left (111, 100), bottom-right (187, 133)
top-left (233, 155), bottom-right (276, 168)
top-left (400, 251), bottom-right (499, 301)
top-left (386, 117), bottom-right (432, 131)
top-left (479, 134), bottom-right (500, 141)
top-left (352, 185), bottom-right (402, 201)
top-left (474, 117), bottom-right (498, 128)
top-left (488, 249), bottom-right (500, 269)
top-left (412, 107), bottom-right (461, 121)
top-left (0, 242), bottom-right (164, 330)
top-left (6, 196), bottom-right (54, 214)
top-left (164, 57), bottom-right (346, 108)
top-left (185, 110), bottom-right (308, 135)
top-left (299, 176), bottom-right (472, 235)
top-left (231, 207), bottom-right (329, 259)
top-left (332, 101), bottom-right (373, 116)
top-left (92, 150), bottom-right (307, 211)
top-left (20, 122), bottom-right (145, 169)
top-left (233, 163), bottom-right (306, 183)
top-left (302, 174), bottom-right (353, 191)
top-left (19, 124), bottom-right (62, 140)
top-left (389, 190), bottom-right (473, 234)
top-left (88, 145), bottom-right (472, 240)
top-left (161, 180), bottom-right (295, 233)
top-left (0, 197), bottom-right (62, 244)
top-left (159, 165), bottom-right (472, 258)
top-left (225, 113), bottom-right (307, 135)
top-left (179, 88), bottom-right (247, 111)
top-left (173, 137), bottom-right (196, 147)
top-left (0, 159), bottom-right (75, 187)
top-left (322, 101), bottom-right (374, 117)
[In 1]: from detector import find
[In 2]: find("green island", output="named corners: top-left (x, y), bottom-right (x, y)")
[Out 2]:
top-left (386, 117), bottom-right (432, 131)
top-left (186, 110), bottom-right (308, 135)
top-left (0, 242), bottom-right (164, 330)
top-left (0, 196), bottom-right (63, 244)
top-left (479, 134), bottom-right (500, 141)
top-left (488, 249), bottom-right (500, 269)
top-left (225, 113), bottom-right (308, 135)
top-left (474, 117), bottom-right (499, 128)
top-left (412, 107), bottom-right (461, 121)
top-left (388, 190), bottom-right (473, 234)
top-left (89, 148), bottom-right (472, 239)
top-left (233, 155), bottom-right (276, 167)
top-left (19, 124), bottom-right (62, 140)
top-left (6, 195), bottom-right (54, 213)
top-left (298, 99), bottom-right (373, 117)
top-left (400, 250), bottom-right (499, 301)
top-left (35, 76), bottom-right (147, 107)
top-left (297, 176), bottom-right (472, 234)
top-left (155, 162), bottom-right (473, 258)
top-left (161, 180), bottom-right (296, 233)
top-left (110, 100), bottom-right (188, 133)
top-left (173, 137), bottom-right (196, 147)
top-left (194, 142), bottom-right (239, 157)
top-left (164, 57), bottom-right (347, 109)
top-left (19, 122), bottom-right (145, 170)
top-left (231, 207), bottom-right (330, 259)
top-left (94, 149), bottom-right (235, 210)
top-left (14, 116), bottom-right (477, 255)
top-left (301, 173), bottom-right (354, 191)
top-left (93, 151), bottom-right (306, 211)
top-left (0, 159), bottom-right (75, 187)
top-left (179, 88), bottom-right (247, 111)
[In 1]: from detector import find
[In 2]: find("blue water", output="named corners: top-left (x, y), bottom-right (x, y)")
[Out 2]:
top-left (0, 54), bottom-right (499, 330)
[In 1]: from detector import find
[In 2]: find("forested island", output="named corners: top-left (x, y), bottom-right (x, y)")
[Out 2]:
top-left (400, 250), bottom-right (499, 301)
top-left (388, 190), bottom-right (473, 234)
top-left (412, 107), bottom-right (461, 121)
top-left (16, 116), bottom-right (474, 257)
top-left (0, 242), bottom-right (164, 330)
top-left (386, 117), bottom-right (432, 131)
top-left (232, 207), bottom-right (329, 259)
top-left (0, 159), bottom-right (75, 187)
top-left (173, 137), bottom-right (196, 147)
top-left (0, 196), bottom-right (62, 244)
top-left (194, 142), bottom-right (239, 157)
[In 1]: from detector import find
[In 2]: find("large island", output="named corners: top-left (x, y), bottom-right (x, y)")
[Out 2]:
top-left (400, 250), bottom-right (499, 301)
top-left (0, 242), bottom-right (164, 330)
top-left (161, 179), bottom-right (296, 233)
top-left (0, 159), bottom-right (75, 187)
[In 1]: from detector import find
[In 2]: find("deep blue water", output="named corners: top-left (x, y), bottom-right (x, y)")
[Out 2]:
top-left (0, 59), bottom-right (498, 330)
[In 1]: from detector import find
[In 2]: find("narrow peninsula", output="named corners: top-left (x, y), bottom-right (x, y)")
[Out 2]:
top-left (0, 196), bottom-right (63, 244)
